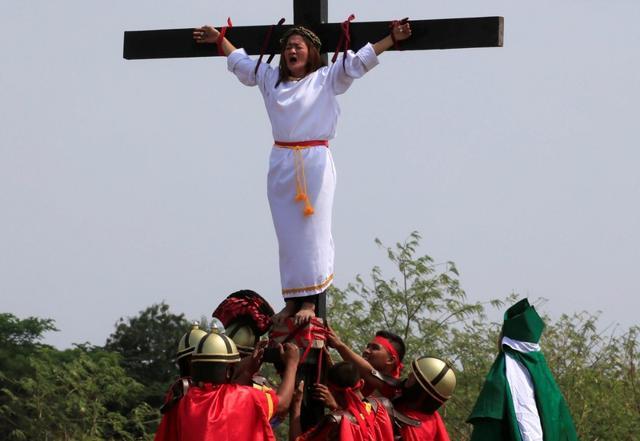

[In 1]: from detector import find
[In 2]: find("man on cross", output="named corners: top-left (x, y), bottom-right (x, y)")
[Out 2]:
top-left (192, 21), bottom-right (412, 326)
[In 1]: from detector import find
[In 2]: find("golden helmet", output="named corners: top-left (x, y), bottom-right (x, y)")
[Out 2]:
top-left (176, 322), bottom-right (208, 360)
top-left (192, 328), bottom-right (241, 364)
top-left (226, 322), bottom-right (257, 355)
top-left (411, 356), bottom-right (456, 404)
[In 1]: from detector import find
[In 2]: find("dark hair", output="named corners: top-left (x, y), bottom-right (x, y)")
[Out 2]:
top-left (192, 362), bottom-right (234, 384)
top-left (376, 330), bottom-right (406, 362)
top-left (276, 32), bottom-right (326, 88)
top-left (327, 361), bottom-right (361, 389)
top-left (177, 356), bottom-right (191, 378)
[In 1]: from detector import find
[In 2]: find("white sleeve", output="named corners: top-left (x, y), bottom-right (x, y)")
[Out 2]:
top-left (328, 43), bottom-right (379, 95)
top-left (227, 48), bottom-right (273, 91)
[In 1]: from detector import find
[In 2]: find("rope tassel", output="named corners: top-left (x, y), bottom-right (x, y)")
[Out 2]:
top-left (292, 147), bottom-right (315, 216)
top-left (274, 140), bottom-right (329, 217)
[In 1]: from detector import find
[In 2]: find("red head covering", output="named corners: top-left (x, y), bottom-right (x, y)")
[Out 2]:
top-left (373, 336), bottom-right (404, 378)
top-left (329, 379), bottom-right (376, 435)
top-left (212, 290), bottom-right (274, 335)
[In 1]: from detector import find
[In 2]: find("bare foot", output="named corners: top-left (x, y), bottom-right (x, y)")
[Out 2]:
top-left (293, 301), bottom-right (316, 326)
top-left (272, 300), bottom-right (296, 326)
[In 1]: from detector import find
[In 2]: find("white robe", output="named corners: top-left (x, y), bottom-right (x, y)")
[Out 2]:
top-left (502, 337), bottom-right (544, 441)
top-left (227, 44), bottom-right (379, 298)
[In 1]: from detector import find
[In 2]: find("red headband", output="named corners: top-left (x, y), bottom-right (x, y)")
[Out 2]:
top-left (328, 379), bottom-right (374, 433)
top-left (373, 336), bottom-right (403, 378)
top-left (328, 378), bottom-right (365, 393)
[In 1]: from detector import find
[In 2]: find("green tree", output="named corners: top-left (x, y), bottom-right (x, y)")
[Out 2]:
top-left (328, 231), bottom-right (507, 366)
top-left (326, 232), bottom-right (640, 440)
top-left (105, 302), bottom-right (190, 408)
top-left (0, 313), bottom-right (58, 440)
top-left (327, 232), bottom-right (508, 439)
top-left (0, 313), bottom-right (57, 377)
top-left (1, 345), bottom-right (158, 440)
top-left (541, 314), bottom-right (640, 441)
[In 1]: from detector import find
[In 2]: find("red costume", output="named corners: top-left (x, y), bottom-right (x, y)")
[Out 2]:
top-left (155, 383), bottom-right (278, 441)
top-left (395, 405), bottom-right (450, 441)
top-left (297, 396), bottom-right (394, 441)
top-left (155, 406), bottom-right (179, 441)
top-left (155, 378), bottom-right (191, 441)
top-left (361, 381), bottom-right (401, 400)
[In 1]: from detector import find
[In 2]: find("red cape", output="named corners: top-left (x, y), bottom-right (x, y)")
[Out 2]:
top-left (298, 398), bottom-right (394, 441)
top-left (155, 383), bottom-right (278, 441)
top-left (396, 406), bottom-right (450, 441)
top-left (155, 407), bottom-right (179, 441)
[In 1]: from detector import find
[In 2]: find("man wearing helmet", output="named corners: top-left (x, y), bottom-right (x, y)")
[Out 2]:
top-left (211, 289), bottom-right (275, 387)
top-left (327, 327), bottom-right (405, 400)
top-left (155, 328), bottom-right (299, 441)
top-left (154, 322), bottom-right (208, 440)
top-left (290, 362), bottom-right (395, 441)
top-left (392, 356), bottom-right (455, 441)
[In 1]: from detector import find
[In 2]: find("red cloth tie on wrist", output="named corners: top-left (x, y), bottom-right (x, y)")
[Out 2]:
top-left (389, 17), bottom-right (409, 51)
top-left (217, 17), bottom-right (233, 56)
top-left (255, 18), bottom-right (286, 75)
top-left (270, 317), bottom-right (328, 366)
top-left (332, 14), bottom-right (356, 67)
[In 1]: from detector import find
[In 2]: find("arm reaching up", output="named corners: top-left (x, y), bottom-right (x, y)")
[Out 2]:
top-left (372, 19), bottom-right (412, 55)
top-left (288, 380), bottom-right (305, 441)
top-left (327, 327), bottom-right (384, 390)
top-left (275, 342), bottom-right (300, 417)
top-left (193, 25), bottom-right (237, 56)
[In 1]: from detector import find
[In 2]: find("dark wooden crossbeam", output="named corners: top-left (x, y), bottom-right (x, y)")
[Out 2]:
top-left (123, 17), bottom-right (503, 60)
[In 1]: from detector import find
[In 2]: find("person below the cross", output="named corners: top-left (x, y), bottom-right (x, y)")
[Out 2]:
top-left (211, 289), bottom-right (275, 387)
top-left (327, 327), bottom-right (405, 399)
top-left (467, 298), bottom-right (579, 441)
top-left (154, 322), bottom-right (207, 441)
top-left (290, 361), bottom-right (395, 441)
top-left (392, 356), bottom-right (455, 441)
top-left (159, 327), bottom-right (299, 441)
top-left (193, 20), bottom-right (412, 326)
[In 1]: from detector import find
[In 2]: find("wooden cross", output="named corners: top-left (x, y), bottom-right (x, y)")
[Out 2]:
top-left (123, 1), bottom-right (503, 60)
top-left (122, 0), bottom-right (503, 432)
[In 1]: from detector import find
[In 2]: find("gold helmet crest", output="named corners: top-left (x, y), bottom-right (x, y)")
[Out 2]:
top-left (176, 322), bottom-right (208, 361)
top-left (411, 356), bottom-right (456, 404)
top-left (192, 327), bottom-right (241, 364)
top-left (226, 322), bottom-right (258, 356)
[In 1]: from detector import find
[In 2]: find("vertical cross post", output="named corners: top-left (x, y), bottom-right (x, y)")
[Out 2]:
top-left (290, 4), bottom-right (329, 429)
top-left (293, 0), bottom-right (329, 66)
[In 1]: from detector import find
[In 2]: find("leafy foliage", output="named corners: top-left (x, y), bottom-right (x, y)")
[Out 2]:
top-left (1, 233), bottom-right (638, 440)
top-left (105, 302), bottom-right (190, 408)
top-left (329, 231), bottom-right (509, 365)
top-left (328, 232), bottom-right (640, 441)
top-left (0, 315), bottom-right (158, 440)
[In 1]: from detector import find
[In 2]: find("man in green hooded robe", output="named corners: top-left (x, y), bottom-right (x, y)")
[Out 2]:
top-left (467, 298), bottom-right (579, 441)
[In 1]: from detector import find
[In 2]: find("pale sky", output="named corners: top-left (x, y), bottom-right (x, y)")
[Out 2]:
top-left (1, 0), bottom-right (638, 348)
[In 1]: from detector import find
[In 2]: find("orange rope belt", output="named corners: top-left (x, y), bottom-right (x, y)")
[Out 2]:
top-left (273, 140), bottom-right (329, 217)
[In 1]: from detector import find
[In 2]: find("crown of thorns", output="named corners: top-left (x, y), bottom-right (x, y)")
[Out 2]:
top-left (279, 26), bottom-right (322, 49)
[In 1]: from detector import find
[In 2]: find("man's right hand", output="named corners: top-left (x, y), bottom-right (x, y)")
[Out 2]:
top-left (326, 326), bottom-right (343, 349)
top-left (280, 342), bottom-right (300, 365)
top-left (193, 25), bottom-right (220, 44)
